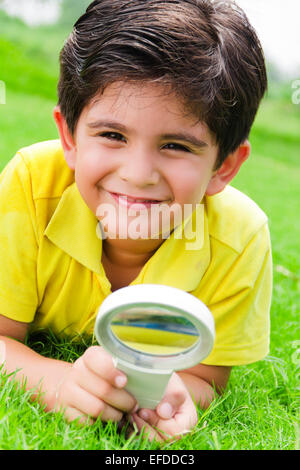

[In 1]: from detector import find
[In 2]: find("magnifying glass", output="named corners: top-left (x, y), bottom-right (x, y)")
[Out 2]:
top-left (94, 284), bottom-right (215, 409)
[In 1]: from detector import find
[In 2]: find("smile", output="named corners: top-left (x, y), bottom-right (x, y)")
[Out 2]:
top-left (109, 192), bottom-right (165, 208)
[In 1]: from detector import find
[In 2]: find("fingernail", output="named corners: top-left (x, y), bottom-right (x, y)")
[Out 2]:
top-left (139, 409), bottom-right (149, 420)
top-left (115, 375), bottom-right (126, 388)
top-left (159, 402), bottom-right (173, 419)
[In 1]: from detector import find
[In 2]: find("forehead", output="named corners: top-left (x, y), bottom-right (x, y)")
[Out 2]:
top-left (82, 81), bottom-right (215, 143)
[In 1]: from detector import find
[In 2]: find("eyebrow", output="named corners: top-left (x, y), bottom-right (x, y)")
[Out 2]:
top-left (87, 120), bottom-right (209, 148)
top-left (161, 133), bottom-right (208, 149)
top-left (87, 120), bottom-right (128, 133)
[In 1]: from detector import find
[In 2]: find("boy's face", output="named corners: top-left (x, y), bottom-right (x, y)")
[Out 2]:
top-left (55, 82), bottom-right (248, 243)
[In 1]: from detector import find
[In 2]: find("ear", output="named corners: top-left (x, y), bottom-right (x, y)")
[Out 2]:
top-left (205, 141), bottom-right (251, 196)
top-left (53, 106), bottom-right (77, 171)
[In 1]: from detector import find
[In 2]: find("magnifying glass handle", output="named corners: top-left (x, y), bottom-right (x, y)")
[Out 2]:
top-left (115, 358), bottom-right (173, 410)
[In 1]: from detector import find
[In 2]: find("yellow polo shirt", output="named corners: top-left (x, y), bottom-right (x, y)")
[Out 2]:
top-left (0, 140), bottom-right (272, 366)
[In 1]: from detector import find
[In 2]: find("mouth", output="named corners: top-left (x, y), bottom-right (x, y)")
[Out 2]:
top-left (109, 192), bottom-right (167, 208)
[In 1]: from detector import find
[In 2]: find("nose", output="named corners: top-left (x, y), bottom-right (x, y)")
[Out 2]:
top-left (118, 147), bottom-right (160, 187)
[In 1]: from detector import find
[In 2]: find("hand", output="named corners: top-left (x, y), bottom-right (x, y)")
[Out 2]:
top-left (130, 372), bottom-right (198, 442)
top-left (53, 346), bottom-right (137, 425)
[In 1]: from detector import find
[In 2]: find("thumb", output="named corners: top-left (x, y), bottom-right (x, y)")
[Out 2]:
top-left (156, 391), bottom-right (185, 420)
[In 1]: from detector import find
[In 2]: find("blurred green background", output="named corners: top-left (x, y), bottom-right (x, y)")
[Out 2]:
top-left (0, 0), bottom-right (299, 450)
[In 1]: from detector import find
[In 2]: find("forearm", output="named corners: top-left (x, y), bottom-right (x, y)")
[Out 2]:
top-left (0, 335), bottom-right (72, 411)
top-left (177, 371), bottom-right (216, 409)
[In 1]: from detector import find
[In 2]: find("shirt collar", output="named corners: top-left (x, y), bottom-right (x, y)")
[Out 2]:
top-left (44, 183), bottom-right (103, 275)
top-left (132, 202), bottom-right (210, 291)
top-left (44, 183), bottom-right (210, 292)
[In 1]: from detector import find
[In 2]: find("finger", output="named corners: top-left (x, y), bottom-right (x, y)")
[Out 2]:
top-left (73, 360), bottom-right (136, 413)
top-left (156, 391), bottom-right (186, 419)
top-left (80, 346), bottom-right (127, 388)
top-left (68, 383), bottom-right (123, 422)
top-left (0, 340), bottom-right (6, 365)
top-left (137, 408), bottom-right (192, 441)
top-left (158, 402), bottom-right (198, 439)
top-left (155, 372), bottom-right (188, 419)
top-left (131, 413), bottom-right (165, 443)
top-left (138, 409), bottom-right (159, 426)
top-left (63, 406), bottom-right (95, 426)
top-left (94, 376), bottom-right (137, 413)
top-left (134, 411), bottom-right (185, 443)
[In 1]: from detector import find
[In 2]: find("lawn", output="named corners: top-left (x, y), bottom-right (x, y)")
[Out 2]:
top-left (0, 11), bottom-right (299, 450)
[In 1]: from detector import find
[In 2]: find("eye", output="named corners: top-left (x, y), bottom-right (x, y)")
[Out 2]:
top-left (163, 143), bottom-right (191, 152)
top-left (99, 132), bottom-right (126, 142)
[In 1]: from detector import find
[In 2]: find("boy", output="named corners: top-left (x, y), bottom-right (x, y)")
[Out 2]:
top-left (0, 0), bottom-right (272, 442)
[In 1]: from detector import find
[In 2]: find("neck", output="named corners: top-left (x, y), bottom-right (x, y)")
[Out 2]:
top-left (102, 237), bottom-right (164, 268)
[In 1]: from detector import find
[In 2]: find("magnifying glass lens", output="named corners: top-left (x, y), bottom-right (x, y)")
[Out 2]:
top-left (110, 307), bottom-right (199, 356)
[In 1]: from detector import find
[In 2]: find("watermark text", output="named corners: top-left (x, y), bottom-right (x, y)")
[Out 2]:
top-left (96, 199), bottom-right (204, 250)
top-left (292, 79), bottom-right (300, 105)
top-left (0, 80), bottom-right (6, 105)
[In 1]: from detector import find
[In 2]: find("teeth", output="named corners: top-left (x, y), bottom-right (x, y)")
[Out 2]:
top-left (119, 195), bottom-right (158, 203)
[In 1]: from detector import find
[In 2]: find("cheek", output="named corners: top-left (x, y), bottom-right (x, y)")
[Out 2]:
top-left (75, 149), bottom-right (111, 185)
top-left (169, 165), bottom-right (209, 203)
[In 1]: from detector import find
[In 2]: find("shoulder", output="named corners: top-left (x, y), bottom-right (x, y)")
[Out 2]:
top-left (15, 140), bottom-right (74, 199)
top-left (205, 185), bottom-right (269, 254)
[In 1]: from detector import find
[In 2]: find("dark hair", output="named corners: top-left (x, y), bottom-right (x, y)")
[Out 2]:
top-left (58, 0), bottom-right (267, 167)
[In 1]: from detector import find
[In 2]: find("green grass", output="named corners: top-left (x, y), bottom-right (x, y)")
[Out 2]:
top-left (0, 333), bottom-right (298, 450)
top-left (0, 11), bottom-right (299, 451)
top-left (0, 89), bottom-right (58, 164)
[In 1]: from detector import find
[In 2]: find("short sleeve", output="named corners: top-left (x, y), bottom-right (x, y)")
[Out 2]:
top-left (201, 223), bottom-right (272, 366)
top-left (0, 153), bottom-right (39, 322)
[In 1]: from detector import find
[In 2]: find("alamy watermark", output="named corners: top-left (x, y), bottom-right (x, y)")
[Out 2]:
top-left (291, 340), bottom-right (300, 386)
top-left (95, 199), bottom-right (204, 250)
top-left (291, 340), bottom-right (300, 367)
top-left (0, 80), bottom-right (6, 104)
top-left (291, 79), bottom-right (300, 105)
